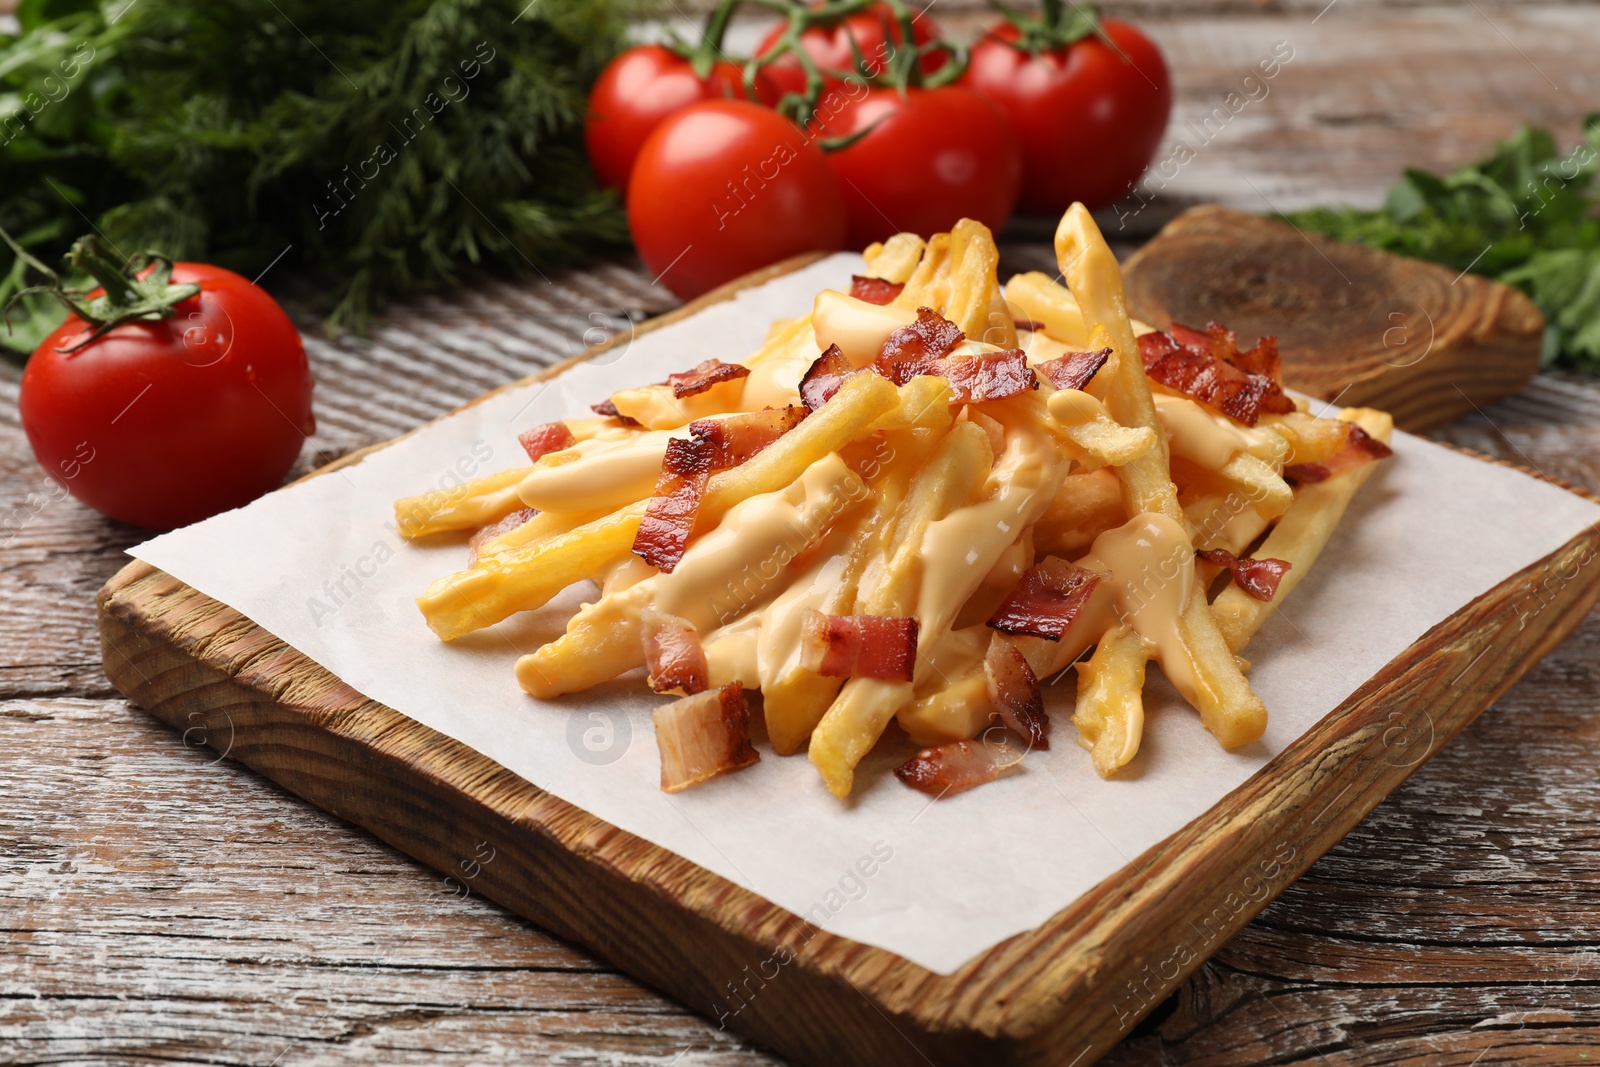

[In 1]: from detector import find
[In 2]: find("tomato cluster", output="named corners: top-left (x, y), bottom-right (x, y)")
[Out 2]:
top-left (586, 0), bottom-right (1172, 300)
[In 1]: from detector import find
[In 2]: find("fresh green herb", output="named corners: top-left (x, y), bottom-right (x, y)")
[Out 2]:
top-left (0, 0), bottom-right (638, 355)
top-left (1286, 115), bottom-right (1600, 370)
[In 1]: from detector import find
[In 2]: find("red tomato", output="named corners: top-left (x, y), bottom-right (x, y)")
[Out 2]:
top-left (586, 44), bottom-right (780, 192)
top-left (628, 100), bottom-right (848, 300)
top-left (962, 20), bottom-right (1172, 213)
top-left (19, 263), bottom-right (315, 530)
top-left (756, 2), bottom-right (945, 102)
top-left (818, 86), bottom-right (1021, 247)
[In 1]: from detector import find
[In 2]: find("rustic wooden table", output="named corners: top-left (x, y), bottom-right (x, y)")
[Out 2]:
top-left (5, 2), bottom-right (1599, 1063)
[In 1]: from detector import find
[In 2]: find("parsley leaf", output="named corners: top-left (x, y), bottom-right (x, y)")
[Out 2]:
top-left (1286, 115), bottom-right (1600, 369)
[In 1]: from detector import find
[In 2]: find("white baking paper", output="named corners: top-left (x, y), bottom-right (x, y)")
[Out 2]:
top-left (131, 254), bottom-right (1600, 975)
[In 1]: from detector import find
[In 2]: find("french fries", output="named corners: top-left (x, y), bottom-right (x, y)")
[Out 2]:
top-left (397, 206), bottom-right (1394, 798)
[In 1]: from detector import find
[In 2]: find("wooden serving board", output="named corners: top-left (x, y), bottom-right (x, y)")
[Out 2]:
top-left (98, 252), bottom-right (1600, 1067)
top-left (1121, 206), bottom-right (1545, 432)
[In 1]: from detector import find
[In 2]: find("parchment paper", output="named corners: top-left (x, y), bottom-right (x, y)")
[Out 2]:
top-left (132, 254), bottom-right (1600, 975)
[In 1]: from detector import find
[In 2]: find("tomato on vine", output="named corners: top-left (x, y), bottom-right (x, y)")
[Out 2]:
top-left (818, 85), bottom-right (1021, 247)
top-left (961, 1), bottom-right (1172, 213)
top-left (627, 100), bottom-right (848, 300)
top-left (755, 1), bottom-right (946, 101)
top-left (12, 233), bottom-right (315, 530)
top-left (587, 21), bottom-right (781, 194)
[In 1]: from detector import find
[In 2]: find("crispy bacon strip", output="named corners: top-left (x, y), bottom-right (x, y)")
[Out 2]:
top-left (1037, 348), bottom-right (1111, 393)
top-left (987, 556), bottom-right (1101, 641)
top-left (1283, 423), bottom-right (1394, 487)
top-left (985, 637), bottom-right (1049, 750)
top-left (667, 358), bottom-right (752, 399)
top-left (799, 609), bottom-right (918, 682)
top-left (800, 343), bottom-right (856, 411)
top-left (517, 421), bottom-right (576, 463)
top-left (941, 349), bottom-right (1037, 402)
top-left (895, 738), bottom-right (1020, 797)
top-left (633, 436), bottom-right (714, 573)
top-left (653, 683), bottom-right (759, 793)
top-left (1196, 548), bottom-right (1291, 601)
top-left (874, 307), bottom-right (965, 384)
top-left (849, 275), bottom-right (905, 305)
top-left (591, 397), bottom-right (642, 427)
top-left (690, 406), bottom-right (806, 469)
top-left (467, 507), bottom-right (538, 567)
top-left (1138, 321), bottom-right (1295, 426)
top-left (1013, 318), bottom-right (1046, 333)
top-left (641, 609), bottom-right (710, 695)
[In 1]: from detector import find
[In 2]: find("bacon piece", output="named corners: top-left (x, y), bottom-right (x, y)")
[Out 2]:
top-left (666, 358), bottom-right (751, 399)
top-left (987, 557), bottom-right (1101, 641)
top-left (849, 275), bottom-right (905, 305)
top-left (1037, 348), bottom-right (1111, 393)
top-left (800, 343), bottom-right (856, 411)
top-left (1196, 548), bottom-right (1291, 601)
top-left (653, 683), bottom-right (759, 793)
top-left (941, 349), bottom-right (1037, 402)
top-left (799, 609), bottom-right (918, 682)
top-left (690, 406), bottom-right (806, 469)
top-left (633, 436), bottom-right (714, 573)
top-left (1283, 423), bottom-right (1394, 487)
top-left (517, 421), bottom-right (576, 463)
top-left (591, 397), bottom-right (642, 427)
top-left (467, 507), bottom-right (537, 567)
top-left (1139, 321), bottom-right (1295, 426)
top-left (874, 307), bottom-right (965, 384)
top-left (895, 738), bottom-right (1020, 797)
top-left (1013, 318), bottom-right (1046, 333)
top-left (985, 637), bottom-right (1048, 750)
top-left (641, 609), bottom-right (710, 695)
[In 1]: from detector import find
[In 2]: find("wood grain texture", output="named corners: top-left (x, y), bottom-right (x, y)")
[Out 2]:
top-left (90, 243), bottom-right (1600, 1065)
top-left (8, 4), bottom-right (1600, 1062)
top-left (1121, 206), bottom-right (1544, 431)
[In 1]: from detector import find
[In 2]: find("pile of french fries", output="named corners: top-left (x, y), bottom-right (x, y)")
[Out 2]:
top-left (395, 205), bottom-right (1393, 799)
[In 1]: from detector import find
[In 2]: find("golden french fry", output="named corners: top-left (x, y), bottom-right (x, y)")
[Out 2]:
top-left (1213, 409), bottom-right (1395, 653)
top-left (1073, 625), bottom-right (1148, 777)
top-left (1004, 271), bottom-right (1090, 348)
top-left (395, 466), bottom-right (530, 539)
top-left (1218, 452), bottom-right (1294, 520)
top-left (477, 506), bottom-right (611, 558)
top-left (517, 453), bottom-right (865, 696)
top-left (420, 500), bottom-right (647, 641)
top-left (1047, 388), bottom-right (1159, 469)
top-left (1263, 410), bottom-right (1353, 466)
top-left (430, 371), bottom-right (902, 641)
top-left (1034, 468), bottom-right (1126, 558)
top-left (945, 219), bottom-right (1011, 345)
top-left (900, 670), bottom-right (991, 746)
top-left (892, 232), bottom-right (951, 314)
top-left (1058, 204), bottom-right (1268, 749)
top-left (868, 375), bottom-right (955, 433)
top-left (1055, 204), bottom-right (1176, 519)
top-left (809, 422), bottom-right (994, 796)
top-left (761, 430), bottom-right (934, 754)
top-left (1176, 592), bottom-right (1267, 748)
top-left (862, 232), bottom-right (927, 284)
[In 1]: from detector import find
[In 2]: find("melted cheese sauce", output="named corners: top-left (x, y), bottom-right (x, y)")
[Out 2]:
top-left (518, 430), bottom-right (674, 512)
top-left (914, 418), bottom-right (1071, 679)
top-left (812, 290), bottom-right (917, 366)
top-left (1152, 394), bottom-right (1278, 469)
top-left (1047, 387), bottom-right (1113, 425)
top-left (1076, 513), bottom-right (1202, 702)
top-left (653, 452), bottom-right (860, 624)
